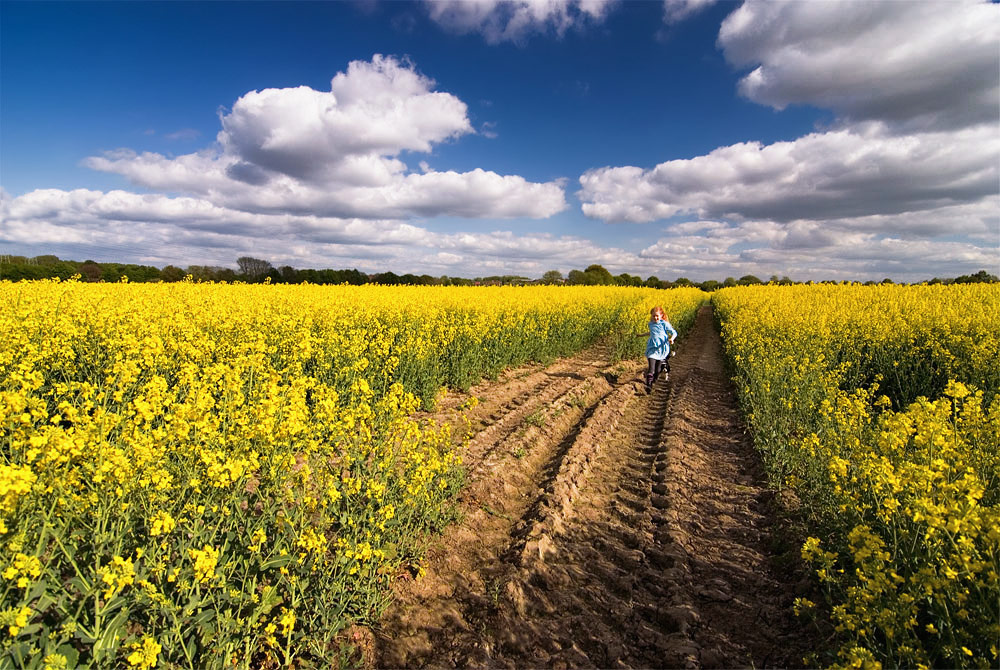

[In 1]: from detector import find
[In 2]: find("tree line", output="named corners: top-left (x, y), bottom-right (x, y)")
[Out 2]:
top-left (0, 255), bottom-right (996, 289)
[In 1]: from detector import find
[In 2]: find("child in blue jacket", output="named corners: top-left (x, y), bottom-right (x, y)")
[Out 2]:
top-left (645, 306), bottom-right (677, 393)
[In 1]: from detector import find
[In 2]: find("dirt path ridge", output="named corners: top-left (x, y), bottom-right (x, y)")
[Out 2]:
top-left (375, 306), bottom-right (813, 669)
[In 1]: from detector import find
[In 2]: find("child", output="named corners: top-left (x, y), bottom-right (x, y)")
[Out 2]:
top-left (645, 306), bottom-right (677, 393)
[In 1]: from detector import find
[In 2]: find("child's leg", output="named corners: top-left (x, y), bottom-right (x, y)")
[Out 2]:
top-left (645, 358), bottom-right (656, 390)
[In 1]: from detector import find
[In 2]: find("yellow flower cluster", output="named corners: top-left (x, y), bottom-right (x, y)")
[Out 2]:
top-left (715, 283), bottom-right (999, 669)
top-left (0, 278), bottom-right (705, 668)
top-left (99, 555), bottom-right (137, 600)
top-left (188, 545), bottom-right (220, 584)
top-left (2, 553), bottom-right (42, 589)
top-left (126, 636), bottom-right (162, 669)
top-left (0, 606), bottom-right (31, 638)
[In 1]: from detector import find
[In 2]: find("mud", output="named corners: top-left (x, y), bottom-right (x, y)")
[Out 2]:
top-left (374, 306), bottom-right (817, 669)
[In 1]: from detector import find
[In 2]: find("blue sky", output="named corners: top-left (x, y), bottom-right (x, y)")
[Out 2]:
top-left (2, 0), bottom-right (997, 281)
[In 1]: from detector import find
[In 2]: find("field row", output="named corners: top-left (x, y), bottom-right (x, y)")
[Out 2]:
top-left (0, 280), bottom-right (705, 669)
top-left (713, 284), bottom-right (999, 669)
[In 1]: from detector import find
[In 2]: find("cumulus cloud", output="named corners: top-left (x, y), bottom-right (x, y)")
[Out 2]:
top-left (217, 56), bottom-right (472, 182)
top-left (580, 123), bottom-right (999, 224)
top-left (719, 0), bottom-right (1000, 132)
top-left (1, 188), bottom-right (635, 277)
top-left (579, 0), bottom-right (999, 282)
top-left (84, 55), bottom-right (567, 220)
top-left (424, 0), bottom-right (616, 44)
top-left (637, 218), bottom-right (998, 282)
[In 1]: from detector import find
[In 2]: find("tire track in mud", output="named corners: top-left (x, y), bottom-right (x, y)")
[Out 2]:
top-left (375, 306), bottom-right (814, 669)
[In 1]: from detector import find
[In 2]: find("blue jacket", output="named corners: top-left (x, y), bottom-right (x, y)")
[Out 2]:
top-left (645, 319), bottom-right (677, 360)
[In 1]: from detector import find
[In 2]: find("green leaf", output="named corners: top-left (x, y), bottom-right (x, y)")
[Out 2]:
top-left (252, 587), bottom-right (283, 619)
top-left (67, 575), bottom-right (92, 596)
top-left (56, 644), bottom-right (80, 667)
top-left (93, 607), bottom-right (129, 662)
top-left (7, 642), bottom-right (31, 666)
top-left (192, 608), bottom-right (216, 627)
top-left (184, 593), bottom-right (203, 614)
top-left (25, 581), bottom-right (48, 604)
top-left (100, 595), bottom-right (128, 617)
top-left (261, 554), bottom-right (293, 570)
top-left (76, 628), bottom-right (97, 644)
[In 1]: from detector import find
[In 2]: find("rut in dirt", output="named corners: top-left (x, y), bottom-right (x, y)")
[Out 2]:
top-left (375, 306), bottom-right (815, 669)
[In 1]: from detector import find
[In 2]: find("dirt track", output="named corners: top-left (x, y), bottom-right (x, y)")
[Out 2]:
top-left (374, 305), bottom-right (815, 669)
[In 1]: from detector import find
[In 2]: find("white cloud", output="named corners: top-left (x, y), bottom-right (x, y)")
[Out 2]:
top-left (164, 128), bottom-right (201, 141)
top-left (424, 0), bottom-right (617, 44)
top-left (637, 218), bottom-right (998, 282)
top-left (1, 188), bottom-right (635, 277)
top-left (719, 0), bottom-right (1000, 131)
top-left (579, 123), bottom-right (999, 225)
top-left (7, 8), bottom-right (997, 284)
top-left (219, 56), bottom-right (472, 181)
top-left (578, 1), bottom-right (1000, 282)
top-left (663, 0), bottom-right (717, 24)
top-left (83, 55), bottom-right (567, 220)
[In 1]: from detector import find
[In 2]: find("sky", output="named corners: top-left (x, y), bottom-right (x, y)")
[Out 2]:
top-left (1, 0), bottom-right (998, 282)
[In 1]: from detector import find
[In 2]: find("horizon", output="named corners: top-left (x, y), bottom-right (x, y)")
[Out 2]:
top-left (2, 0), bottom-right (998, 283)
top-left (5, 252), bottom-right (996, 286)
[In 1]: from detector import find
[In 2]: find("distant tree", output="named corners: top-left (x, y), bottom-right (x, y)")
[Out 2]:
top-left (79, 260), bottom-right (102, 282)
top-left (674, 277), bottom-right (694, 287)
top-left (614, 272), bottom-right (642, 287)
top-left (373, 271), bottom-right (401, 285)
top-left (541, 270), bottom-right (563, 285)
top-left (566, 269), bottom-right (586, 285)
top-left (881, 277), bottom-right (894, 284)
top-left (954, 269), bottom-right (998, 284)
top-left (339, 269), bottom-right (363, 285)
top-left (738, 275), bottom-right (763, 286)
top-left (278, 266), bottom-right (298, 283)
top-left (583, 264), bottom-right (614, 285)
top-left (134, 265), bottom-right (163, 282)
top-left (100, 264), bottom-right (123, 283)
top-left (33, 255), bottom-right (61, 265)
top-left (187, 265), bottom-right (225, 282)
top-left (699, 280), bottom-right (721, 292)
top-left (217, 268), bottom-right (238, 282)
top-left (644, 276), bottom-right (661, 289)
top-left (0, 263), bottom-right (44, 281)
top-left (161, 265), bottom-right (185, 282)
top-left (237, 256), bottom-right (273, 281)
top-left (723, 277), bottom-right (737, 288)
